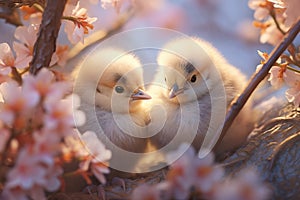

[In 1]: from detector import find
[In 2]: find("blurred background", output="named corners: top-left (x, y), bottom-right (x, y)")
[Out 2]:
top-left (0, 0), bottom-right (273, 77)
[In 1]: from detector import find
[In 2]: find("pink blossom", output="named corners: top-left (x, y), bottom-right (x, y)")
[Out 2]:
top-left (256, 51), bottom-right (289, 90)
top-left (255, 50), bottom-right (269, 72)
top-left (165, 144), bottom-right (223, 199)
top-left (285, 84), bottom-right (300, 107)
top-left (248, 0), bottom-right (270, 20)
top-left (3, 162), bottom-right (60, 200)
top-left (32, 131), bottom-right (60, 166)
top-left (13, 24), bottom-right (38, 69)
top-left (260, 21), bottom-right (285, 46)
top-left (43, 95), bottom-right (76, 136)
top-left (64, 2), bottom-right (97, 44)
top-left (213, 168), bottom-right (271, 200)
top-left (0, 81), bottom-right (39, 126)
top-left (282, 0), bottom-right (300, 26)
top-left (13, 25), bottom-right (58, 69)
top-left (1, 187), bottom-right (28, 200)
top-left (22, 68), bottom-right (71, 102)
top-left (249, 0), bottom-right (285, 16)
top-left (43, 164), bottom-right (63, 192)
top-left (268, 66), bottom-right (286, 89)
top-left (79, 131), bottom-right (111, 184)
top-left (3, 133), bottom-right (63, 198)
top-left (165, 144), bottom-right (195, 199)
top-left (20, 6), bottom-right (42, 24)
top-left (0, 43), bottom-right (15, 75)
top-left (0, 74), bottom-right (11, 84)
top-left (284, 70), bottom-right (300, 107)
top-left (131, 184), bottom-right (161, 200)
top-left (194, 153), bottom-right (224, 193)
top-left (23, 68), bottom-right (54, 97)
top-left (5, 148), bottom-right (47, 190)
top-left (62, 131), bottom-right (84, 159)
top-left (248, 0), bottom-right (265, 9)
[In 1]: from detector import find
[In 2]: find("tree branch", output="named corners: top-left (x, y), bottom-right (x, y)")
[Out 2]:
top-left (213, 19), bottom-right (300, 151)
top-left (0, 7), bottom-right (22, 26)
top-left (29, 0), bottom-right (66, 75)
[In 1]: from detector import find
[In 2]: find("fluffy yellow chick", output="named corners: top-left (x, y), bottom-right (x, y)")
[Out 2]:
top-left (148, 37), bottom-right (254, 157)
top-left (73, 48), bottom-right (151, 156)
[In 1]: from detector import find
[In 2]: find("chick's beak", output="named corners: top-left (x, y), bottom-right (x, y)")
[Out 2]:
top-left (169, 83), bottom-right (184, 99)
top-left (131, 89), bottom-right (152, 100)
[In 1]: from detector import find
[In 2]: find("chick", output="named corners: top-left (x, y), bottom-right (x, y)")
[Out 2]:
top-left (73, 48), bottom-right (151, 157)
top-left (148, 37), bottom-right (254, 157)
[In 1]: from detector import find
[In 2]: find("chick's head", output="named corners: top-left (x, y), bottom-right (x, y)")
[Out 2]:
top-left (157, 38), bottom-right (217, 104)
top-left (76, 48), bottom-right (151, 114)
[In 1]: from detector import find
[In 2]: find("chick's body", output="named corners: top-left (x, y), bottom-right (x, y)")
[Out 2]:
top-left (73, 48), bottom-right (151, 154)
top-left (148, 38), bottom-right (254, 156)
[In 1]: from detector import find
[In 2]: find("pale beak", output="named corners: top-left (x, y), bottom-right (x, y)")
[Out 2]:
top-left (131, 89), bottom-right (152, 100)
top-left (169, 83), bottom-right (184, 99)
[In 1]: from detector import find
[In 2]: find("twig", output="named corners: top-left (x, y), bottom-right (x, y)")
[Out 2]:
top-left (213, 19), bottom-right (300, 151)
top-left (0, 7), bottom-right (22, 26)
top-left (270, 11), bottom-right (286, 35)
top-left (11, 67), bottom-right (22, 84)
top-left (67, 8), bottom-right (135, 60)
top-left (29, 0), bottom-right (67, 75)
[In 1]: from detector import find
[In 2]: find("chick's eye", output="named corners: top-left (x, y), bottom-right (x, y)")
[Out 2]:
top-left (190, 74), bottom-right (197, 83)
top-left (164, 77), bottom-right (167, 82)
top-left (115, 86), bottom-right (124, 93)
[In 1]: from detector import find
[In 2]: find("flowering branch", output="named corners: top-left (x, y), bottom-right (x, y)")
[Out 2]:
top-left (29, 0), bottom-right (67, 75)
top-left (213, 19), bottom-right (300, 151)
top-left (269, 8), bottom-right (300, 68)
top-left (269, 10), bottom-right (286, 34)
top-left (67, 7), bottom-right (134, 60)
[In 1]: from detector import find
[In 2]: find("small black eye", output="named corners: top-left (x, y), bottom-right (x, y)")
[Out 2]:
top-left (190, 74), bottom-right (197, 83)
top-left (115, 86), bottom-right (124, 93)
top-left (164, 77), bottom-right (167, 82)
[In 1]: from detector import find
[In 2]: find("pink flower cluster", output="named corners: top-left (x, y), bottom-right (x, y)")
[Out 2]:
top-left (63, 2), bottom-right (97, 44)
top-left (249, 1), bottom-right (300, 108)
top-left (256, 50), bottom-right (300, 107)
top-left (0, 27), bottom-right (68, 78)
top-left (213, 168), bottom-right (271, 200)
top-left (19, 1), bottom-right (97, 45)
top-left (0, 69), bottom-right (111, 200)
top-left (132, 144), bottom-right (271, 200)
top-left (248, 0), bottom-right (299, 45)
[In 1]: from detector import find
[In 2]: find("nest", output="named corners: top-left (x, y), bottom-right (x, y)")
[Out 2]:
top-left (49, 103), bottom-right (300, 199)
top-left (223, 103), bottom-right (300, 200)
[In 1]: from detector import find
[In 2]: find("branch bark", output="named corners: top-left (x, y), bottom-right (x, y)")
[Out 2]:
top-left (29, 0), bottom-right (66, 75)
top-left (213, 19), bottom-right (300, 151)
top-left (0, 7), bottom-right (22, 26)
